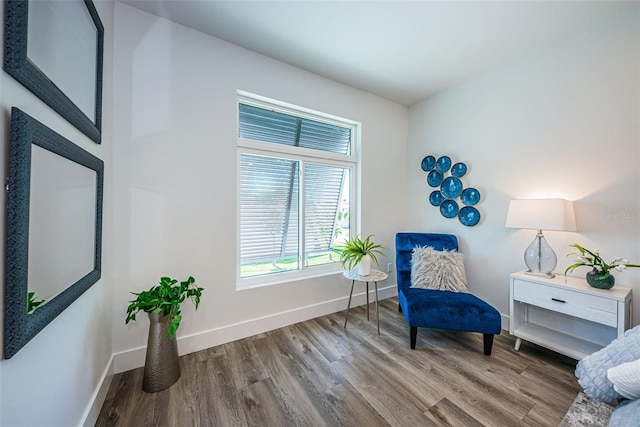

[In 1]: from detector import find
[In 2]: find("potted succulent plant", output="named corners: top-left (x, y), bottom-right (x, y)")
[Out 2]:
top-left (125, 276), bottom-right (203, 392)
top-left (340, 234), bottom-right (384, 276)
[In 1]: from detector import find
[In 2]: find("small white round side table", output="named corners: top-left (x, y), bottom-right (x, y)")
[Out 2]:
top-left (343, 269), bottom-right (388, 335)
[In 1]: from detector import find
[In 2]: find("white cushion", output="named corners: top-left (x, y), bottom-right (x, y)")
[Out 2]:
top-left (607, 358), bottom-right (640, 400)
top-left (410, 246), bottom-right (468, 292)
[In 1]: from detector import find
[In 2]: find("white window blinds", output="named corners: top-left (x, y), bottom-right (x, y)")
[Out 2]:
top-left (238, 102), bottom-right (354, 279)
top-left (239, 104), bottom-right (351, 154)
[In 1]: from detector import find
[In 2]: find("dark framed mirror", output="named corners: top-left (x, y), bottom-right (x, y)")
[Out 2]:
top-left (3, 0), bottom-right (104, 144)
top-left (4, 108), bottom-right (104, 359)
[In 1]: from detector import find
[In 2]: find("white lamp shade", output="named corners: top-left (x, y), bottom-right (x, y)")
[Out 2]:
top-left (505, 199), bottom-right (577, 232)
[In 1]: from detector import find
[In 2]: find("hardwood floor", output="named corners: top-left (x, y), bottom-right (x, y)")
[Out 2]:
top-left (97, 297), bottom-right (580, 426)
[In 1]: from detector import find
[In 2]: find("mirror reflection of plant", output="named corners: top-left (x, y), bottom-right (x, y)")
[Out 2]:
top-left (27, 291), bottom-right (45, 315)
top-left (125, 276), bottom-right (203, 339)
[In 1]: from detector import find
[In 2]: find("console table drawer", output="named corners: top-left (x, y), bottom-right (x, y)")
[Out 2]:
top-left (513, 279), bottom-right (617, 327)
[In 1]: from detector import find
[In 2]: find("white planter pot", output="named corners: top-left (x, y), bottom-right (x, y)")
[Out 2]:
top-left (356, 254), bottom-right (372, 276)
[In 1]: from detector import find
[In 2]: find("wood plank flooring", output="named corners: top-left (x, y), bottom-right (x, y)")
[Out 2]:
top-left (97, 297), bottom-right (581, 426)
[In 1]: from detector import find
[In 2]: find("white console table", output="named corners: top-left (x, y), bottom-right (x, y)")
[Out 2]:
top-left (509, 271), bottom-right (632, 360)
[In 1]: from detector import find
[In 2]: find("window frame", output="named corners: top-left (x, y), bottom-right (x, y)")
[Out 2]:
top-left (236, 92), bottom-right (360, 290)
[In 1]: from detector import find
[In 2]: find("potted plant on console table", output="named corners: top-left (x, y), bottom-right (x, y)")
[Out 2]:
top-left (565, 244), bottom-right (640, 290)
top-left (125, 276), bottom-right (204, 392)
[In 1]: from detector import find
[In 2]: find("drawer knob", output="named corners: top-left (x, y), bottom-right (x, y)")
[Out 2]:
top-left (552, 298), bottom-right (566, 303)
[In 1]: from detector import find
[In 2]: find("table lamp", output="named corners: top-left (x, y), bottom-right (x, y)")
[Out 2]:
top-left (505, 199), bottom-right (576, 278)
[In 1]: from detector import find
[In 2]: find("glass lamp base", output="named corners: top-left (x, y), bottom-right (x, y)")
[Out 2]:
top-left (523, 231), bottom-right (557, 278)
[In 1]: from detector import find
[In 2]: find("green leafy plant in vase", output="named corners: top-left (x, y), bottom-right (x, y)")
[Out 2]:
top-left (340, 234), bottom-right (384, 276)
top-left (565, 244), bottom-right (640, 289)
top-left (125, 276), bottom-right (203, 392)
top-left (126, 276), bottom-right (203, 339)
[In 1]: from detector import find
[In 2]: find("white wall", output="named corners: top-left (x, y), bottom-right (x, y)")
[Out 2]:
top-left (7, 2), bottom-right (633, 422)
top-left (111, 3), bottom-right (409, 371)
top-left (0, 1), bottom-right (114, 426)
top-left (407, 6), bottom-right (640, 325)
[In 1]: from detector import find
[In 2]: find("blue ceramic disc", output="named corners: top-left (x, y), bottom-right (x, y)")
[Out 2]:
top-left (459, 206), bottom-right (481, 226)
top-left (460, 187), bottom-right (481, 206)
top-left (441, 177), bottom-right (463, 199)
top-left (421, 155), bottom-right (436, 171)
top-left (427, 170), bottom-right (444, 187)
top-left (451, 162), bottom-right (467, 178)
top-left (440, 199), bottom-right (459, 218)
top-left (429, 191), bottom-right (444, 206)
top-left (436, 156), bottom-right (452, 173)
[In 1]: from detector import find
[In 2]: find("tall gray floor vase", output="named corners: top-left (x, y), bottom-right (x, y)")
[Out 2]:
top-left (142, 312), bottom-right (181, 393)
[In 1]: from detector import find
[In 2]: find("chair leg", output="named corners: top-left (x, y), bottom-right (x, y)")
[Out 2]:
top-left (483, 334), bottom-right (494, 356)
top-left (410, 326), bottom-right (417, 349)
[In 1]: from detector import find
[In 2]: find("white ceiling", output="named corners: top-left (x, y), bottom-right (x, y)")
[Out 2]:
top-left (120, 0), bottom-right (636, 106)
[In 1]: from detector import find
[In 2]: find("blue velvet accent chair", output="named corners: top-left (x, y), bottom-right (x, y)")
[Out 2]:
top-left (395, 232), bottom-right (502, 355)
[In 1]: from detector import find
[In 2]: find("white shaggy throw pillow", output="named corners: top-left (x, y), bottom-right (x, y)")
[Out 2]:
top-left (410, 246), bottom-right (468, 292)
top-left (607, 358), bottom-right (640, 399)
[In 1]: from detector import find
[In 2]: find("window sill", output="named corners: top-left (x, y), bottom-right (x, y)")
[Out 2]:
top-left (237, 264), bottom-right (344, 291)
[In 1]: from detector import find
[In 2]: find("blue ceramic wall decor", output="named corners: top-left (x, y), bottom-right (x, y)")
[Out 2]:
top-left (429, 191), bottom-right (445, 206)
top-left (459, 206), bottom-right (481, 226)
top-left (451, 162), bottom-right (467, 177)
top-left (435, 156), bottom-right (452, 173)
top-left (460, 187), bottom-right (480, 206)
top-left (440, 199), bottom-right (459, 218)
top-left (441, 177), bottom-right (463, 199)
top-left (421, 154), bottom-right (482, 226)
top-left (421, 155), bottom-right (436, 172)
top-left (427, 170), bottom-right (444, 187)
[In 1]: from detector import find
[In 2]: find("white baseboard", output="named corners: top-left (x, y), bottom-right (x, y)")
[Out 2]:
top-left (113, 285), bottom-right (398, 374)
top-left (80, 353), bottom-right (115, 427)
top-left (501, 313), bottom-right (510, 332)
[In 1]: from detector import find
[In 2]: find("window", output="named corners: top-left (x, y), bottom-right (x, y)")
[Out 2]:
top-left (237, 94), bottom-right (358, 286)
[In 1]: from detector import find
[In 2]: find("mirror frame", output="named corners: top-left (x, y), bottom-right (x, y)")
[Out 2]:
top-left (3, 0), bottom-right (104, 144)
top-left (4, 108), bottom-right (104, 359)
